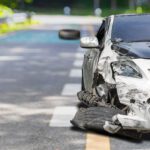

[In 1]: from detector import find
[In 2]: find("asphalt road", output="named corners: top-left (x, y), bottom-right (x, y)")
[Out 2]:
top-left (0, 21), bottom-right (150, 150)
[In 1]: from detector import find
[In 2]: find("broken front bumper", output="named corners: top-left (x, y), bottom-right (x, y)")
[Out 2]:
top-left (77, 90), bottom-right (150, 134)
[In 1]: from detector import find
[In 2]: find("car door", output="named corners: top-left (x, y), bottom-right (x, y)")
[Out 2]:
top-left (82, 21), bottom-right (106, 92)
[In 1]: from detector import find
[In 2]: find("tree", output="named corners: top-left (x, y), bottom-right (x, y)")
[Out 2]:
top-left (111, 0), bottom-right (117, 10)
top-left (0, 0), bottom-right (33, 9)
top-left (129, 0), bottom-right (135, 9)
top-left (94, 0), bottom-right (100, 10)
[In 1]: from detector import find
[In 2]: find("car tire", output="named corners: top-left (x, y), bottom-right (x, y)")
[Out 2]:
top-left (59, 29), bottom-right (80, 40)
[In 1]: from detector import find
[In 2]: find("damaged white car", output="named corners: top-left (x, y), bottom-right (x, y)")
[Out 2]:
top-left (59, 14), bottom-right (150, 139)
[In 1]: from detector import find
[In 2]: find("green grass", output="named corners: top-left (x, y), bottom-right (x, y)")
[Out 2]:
top-left (101, 5), bottom-right (150, 17)
top-left (101, 9), bottom-right (136, 17)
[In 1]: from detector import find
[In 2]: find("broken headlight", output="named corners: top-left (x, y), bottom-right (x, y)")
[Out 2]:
top-left (112, 61), bottom-right (142, 78)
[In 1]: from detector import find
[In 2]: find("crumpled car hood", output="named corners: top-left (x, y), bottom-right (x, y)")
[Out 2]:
top-left (116, 42), bottom-right (150, 59)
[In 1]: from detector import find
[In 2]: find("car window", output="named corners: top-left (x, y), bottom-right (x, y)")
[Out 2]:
top-left (111, 15), bottom-right (150, 42)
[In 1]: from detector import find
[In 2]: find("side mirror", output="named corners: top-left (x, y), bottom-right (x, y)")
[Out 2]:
top-left (59, 29), bottom-right (80, 40)
top-left (80, 37), bottom-right (99, 48)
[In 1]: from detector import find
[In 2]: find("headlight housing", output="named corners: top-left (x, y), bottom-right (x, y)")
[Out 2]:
top-left (112, 61), bottom-right (142, 78)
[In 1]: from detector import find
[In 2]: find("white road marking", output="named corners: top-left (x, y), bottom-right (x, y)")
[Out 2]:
top-left (11, 48), bottom-right (42, 54)
top-left (0, 56), bottom-right (23, 61)
top-left (61, 83), bottom-right (81, 96)
top-left (75, 53), bottom-right (84, 59)
top-left (49, 106), bottom-right (77, 127)
top-left (0, 78), bottom-right (16, 83)
top-left (69, 69), bottom-right (82, 78)
top-left (73, 60), bottom-right (83, 67)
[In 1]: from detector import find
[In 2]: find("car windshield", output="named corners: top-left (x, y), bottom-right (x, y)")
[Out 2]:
top-left (111, 15), bottom-right (150, 42)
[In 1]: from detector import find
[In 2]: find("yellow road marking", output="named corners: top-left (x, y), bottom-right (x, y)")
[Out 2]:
top-left (86, 133), bottom-right (110, 150)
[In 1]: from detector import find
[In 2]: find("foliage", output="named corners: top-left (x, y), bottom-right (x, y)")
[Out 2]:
top-left (0, 0), bottom-right (33, 9)
top-left (0, 19), bottom-right (39, 34)
top-left (0, 4), bottom-right (14, 18)
top-left (25, 0), bottom-right (33, 4)
top-left (102, 6), bottom-right (150, 17)
top-left (0, 4), bottom-right (38, 35)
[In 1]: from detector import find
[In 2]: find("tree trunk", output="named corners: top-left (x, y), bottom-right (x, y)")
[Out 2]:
top-left (129, 0), bottom-right (134, 9)
top-left (19, 0), bottom-right (25, 9)
top-left (94, 0), bottom-right (100, 10)
top-left (111, 0), bottom-right (117, 10)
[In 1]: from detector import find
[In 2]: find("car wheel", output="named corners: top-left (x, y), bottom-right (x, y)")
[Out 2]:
top-left (59, 29), bottom-right (80, 40)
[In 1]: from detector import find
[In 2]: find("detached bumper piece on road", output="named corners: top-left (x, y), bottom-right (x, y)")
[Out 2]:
top-left (71, 91), bottom-right (142, 140)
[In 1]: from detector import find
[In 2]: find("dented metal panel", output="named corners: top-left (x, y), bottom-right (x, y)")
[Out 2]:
top-left (72, 14), bottom-right (150, 137)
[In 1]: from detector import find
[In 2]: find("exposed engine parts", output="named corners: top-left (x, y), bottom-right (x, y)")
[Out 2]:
top-left (77, 90), bottom-right (107, 107)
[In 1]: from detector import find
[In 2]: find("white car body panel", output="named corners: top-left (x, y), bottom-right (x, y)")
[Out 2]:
top-left (96, 15), bottom-right (150, 133)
